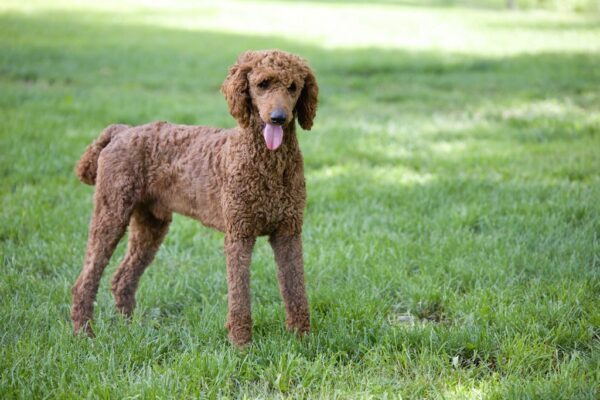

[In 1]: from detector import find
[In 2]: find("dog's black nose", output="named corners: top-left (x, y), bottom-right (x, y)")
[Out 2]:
top-left (270, 109), bottom-right (287, 125)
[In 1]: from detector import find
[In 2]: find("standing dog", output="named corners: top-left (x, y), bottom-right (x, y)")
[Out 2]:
top-left (71, 50), bottom-right (318, 346)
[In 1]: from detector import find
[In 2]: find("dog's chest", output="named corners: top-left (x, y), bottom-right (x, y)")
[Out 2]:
top-left (239, 170), bottom-right (290, 211)
top-left (225, 165), bottom-right (302, 236)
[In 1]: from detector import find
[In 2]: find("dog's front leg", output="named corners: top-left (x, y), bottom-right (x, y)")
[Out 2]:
top-left (269, 232), bottom-right (310, 336)
top-left (224, 236), bottom-right (256, 347)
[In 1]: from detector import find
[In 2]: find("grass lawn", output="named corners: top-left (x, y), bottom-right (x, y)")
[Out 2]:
top-left (1, 0), bottom-right (600, 398)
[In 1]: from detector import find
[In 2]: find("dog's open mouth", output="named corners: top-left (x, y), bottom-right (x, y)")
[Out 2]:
top-left (263, 123), bottom-right (283, 151)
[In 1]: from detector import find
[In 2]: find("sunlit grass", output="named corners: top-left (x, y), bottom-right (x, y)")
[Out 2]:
top-left (2, 0), bottom-right (600, 54)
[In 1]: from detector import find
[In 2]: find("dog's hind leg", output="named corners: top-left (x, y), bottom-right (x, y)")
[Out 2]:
top-left (71, 163), bottom-right (139, 336)
top-left (111, 205), bottom-right (171, 318)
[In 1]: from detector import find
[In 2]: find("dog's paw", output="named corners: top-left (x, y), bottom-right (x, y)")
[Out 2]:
top-left (226, 320), bottom-right (252, 348)
top-left (73, 319), bottom-right (95, 338)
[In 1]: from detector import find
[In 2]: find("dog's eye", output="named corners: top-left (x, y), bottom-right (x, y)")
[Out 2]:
top-left (288, 82), bottom-right (297, 92)
top-left (258, 79), bottom-right (270, 89)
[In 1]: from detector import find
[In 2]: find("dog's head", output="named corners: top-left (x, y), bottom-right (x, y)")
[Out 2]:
top-left (221, 49), bottom-right (318, 150)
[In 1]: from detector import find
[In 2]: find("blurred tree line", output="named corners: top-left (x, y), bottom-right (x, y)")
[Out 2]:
top-left (337, 1), bottom-right (599, 12)
top-left (435, 0), bottom-right (599, 12)
top-left (503, 0), bottom-right (599, 11)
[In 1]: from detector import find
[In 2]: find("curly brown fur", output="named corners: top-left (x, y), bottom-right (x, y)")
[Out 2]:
top-left (270, 233), bottom-right (310, 334)
top-left (75, 124), bottom-right (130, 185)
top-left (71, 50), bottom-right (318, 347)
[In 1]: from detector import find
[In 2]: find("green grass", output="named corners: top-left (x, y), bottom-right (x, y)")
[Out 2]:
top-left (1, 0), bottom-right (600, 398)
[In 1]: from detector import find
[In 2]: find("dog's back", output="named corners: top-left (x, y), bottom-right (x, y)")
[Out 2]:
top-left (77, 121), bottom-right (233, 230)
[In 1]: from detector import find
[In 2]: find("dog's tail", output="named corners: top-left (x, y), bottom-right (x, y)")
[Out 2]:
top-left (75, 124), bottom-right (130, 185)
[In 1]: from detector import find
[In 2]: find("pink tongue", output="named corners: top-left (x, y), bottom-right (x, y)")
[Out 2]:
top-left (263, 123), bottom-right (283, 150)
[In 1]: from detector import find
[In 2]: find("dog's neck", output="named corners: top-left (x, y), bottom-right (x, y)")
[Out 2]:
top-left (234, 118), bottom-right (301, 161)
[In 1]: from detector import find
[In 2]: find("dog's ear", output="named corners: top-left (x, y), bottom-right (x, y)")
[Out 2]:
top-left (221, 54), bottom-right (254, 128)
top-left (296, 67), bottom-right (319, 131)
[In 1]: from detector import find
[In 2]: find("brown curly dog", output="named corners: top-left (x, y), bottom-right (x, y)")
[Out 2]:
top-left (71, 49), bottom-right (318, 346)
